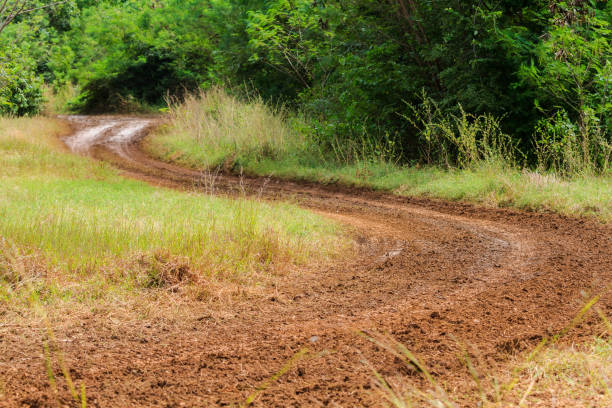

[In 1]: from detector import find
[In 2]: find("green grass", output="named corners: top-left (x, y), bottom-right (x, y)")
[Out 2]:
top-left (0, 116), bottom-right (344, 308)
top-left (250, 160), bottom-right (612, 221)
top-left (148, 122), bottom-right (612, 223)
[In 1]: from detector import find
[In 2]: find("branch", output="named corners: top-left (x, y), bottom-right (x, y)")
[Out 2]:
top-left (14, 0), bottom-right (70, 16)
top-left (0, 0), bottom-right (11, 18)
top-left (0, 0), bottom-right (69, 36)
top-left (0, 0), bottom-right (27, 36)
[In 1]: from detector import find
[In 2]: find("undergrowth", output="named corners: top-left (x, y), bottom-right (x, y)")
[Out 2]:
top-left (146, 88), bottom-right (612, 222)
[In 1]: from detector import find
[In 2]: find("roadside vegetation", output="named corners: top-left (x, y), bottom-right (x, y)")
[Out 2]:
top-left (365, 318), bottom-right (612, 408)
top-left (0, 116), bottom-right (344, 314)
top-left (3, 0), bottom-right (611, 220)
top-left (147, 88), bottom-right (612, 222)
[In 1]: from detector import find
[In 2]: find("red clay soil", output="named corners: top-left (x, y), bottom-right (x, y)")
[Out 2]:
top-left (1, 116), bottom-right (611, 407)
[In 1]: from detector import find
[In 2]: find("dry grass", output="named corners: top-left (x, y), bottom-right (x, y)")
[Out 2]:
top-left (363, 300), bottom-right (612, 408)
top-left (41, 84), bottom-right (80, 116)
top-left (510, 338), bottom-right (612, 407)
top-left (363, 335), bottom-right (611, 407)
top-left (151, 87), bottom-right (304, 169)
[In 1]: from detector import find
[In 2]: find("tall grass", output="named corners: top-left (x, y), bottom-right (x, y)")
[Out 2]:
top-left (147, 88), bottom-right (612, 222)
top-left (41, 83), bottom-right (80, 116)
top-left (0, 179), bottom-right (338, 275)
top-left (0, 116), bottom-right (344, 307)
top-left (154, 87), bottom-right (305, 169)
top-left (533, 110), bottom-right (612, 176)
top-left (404, 93), bottom-right (520, 169)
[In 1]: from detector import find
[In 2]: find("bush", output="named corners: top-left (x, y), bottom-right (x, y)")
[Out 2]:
top-left (0, 49), bottom-right (43, 116)
top-left (534, 110), bottom-right (612, 176)
top-left (404, 92), bottom-right (520, 169)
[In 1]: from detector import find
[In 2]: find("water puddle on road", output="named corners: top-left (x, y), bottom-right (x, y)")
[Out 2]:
top-left (62, 116), bottom-right (154, 155)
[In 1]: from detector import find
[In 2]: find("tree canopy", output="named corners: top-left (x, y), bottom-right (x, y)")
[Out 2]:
top-left (1, 0), bottom-right (610, 168)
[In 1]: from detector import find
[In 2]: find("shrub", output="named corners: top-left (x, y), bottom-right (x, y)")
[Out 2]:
top-left (404, 92), bottom-right (520, 169)
top-left (534, 110), bottom-right (612, 176)
top-left (0, 48), bottom-right (43, 116)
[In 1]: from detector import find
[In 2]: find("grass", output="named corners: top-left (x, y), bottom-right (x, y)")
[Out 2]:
top-left (146, 89), bottom-right (612, 222)
top-left (362, 299), bottom-right (612, 408)
top-left (363, 334), bottom-right (612, 408)
top-left (0, 116), bottom-right (345, 310)
top-left (41, 83), bottom-right (80, 116)
top-left (242, 160), bottom-right (612, 220)
top-left (155, 87), bottom-right (305, 169)
top-left (514, 338), bottom-right (612, 407)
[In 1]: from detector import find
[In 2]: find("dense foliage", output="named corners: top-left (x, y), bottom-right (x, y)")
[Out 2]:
top-left (2, 0), bottom-right (611, 171)
top-left (0, 47), bottom-right (43, 116)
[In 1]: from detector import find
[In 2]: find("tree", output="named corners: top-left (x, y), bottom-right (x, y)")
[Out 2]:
top-left (0, 0), bottom-right (69, 36)
top-left (520, 1), bottom-right (611, 171)
top-left (246, 0), bottom-right (331, 89)
top-left (0, 1), bottom-right (69, 116)
top-left (0, 46), bottom-right (43, 115)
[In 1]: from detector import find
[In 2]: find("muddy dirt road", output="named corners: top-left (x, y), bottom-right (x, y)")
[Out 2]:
top-left (3, 116), bottom-right (612, 407)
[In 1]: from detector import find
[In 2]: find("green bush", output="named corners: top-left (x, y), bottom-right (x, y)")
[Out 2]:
top-left (0, 49), bottom-right (43, 116)
top-left (403, 92), bottom-right (520, 169)
top-left (534, 110), bottom-right (612, 176)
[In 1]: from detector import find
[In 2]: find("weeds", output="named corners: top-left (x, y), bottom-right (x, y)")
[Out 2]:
top-left (0, 238), bottom-right (25, 288)
top-left (327, 127), bottom-right (403, 166)
top-left (30, 291), bottom-right (88, 408)
top-left (403, 91), bottom-right (520, 169)
top-left (158, 87), bottom-right (305, 169)
top-left (534, 110), bottom-right (612, 176)
top-left (135, 251), bottom-right (196, 289)
top-left (361, 293), bottom-right (612, 407)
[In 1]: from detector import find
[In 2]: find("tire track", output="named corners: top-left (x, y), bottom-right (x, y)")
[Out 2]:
top-left (2, 115), bottom-right (610, 407)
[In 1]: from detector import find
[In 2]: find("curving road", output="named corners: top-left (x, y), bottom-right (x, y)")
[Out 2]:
top-left (4, 115), bottom-right (612, 407)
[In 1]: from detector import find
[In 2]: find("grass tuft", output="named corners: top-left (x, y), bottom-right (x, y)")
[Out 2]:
top-left (151, 87), bottom-right (305, 170)
top-left (361, 297), bottom-right (612, 407)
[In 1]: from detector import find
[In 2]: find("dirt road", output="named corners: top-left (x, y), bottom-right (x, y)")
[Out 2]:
top-left (3, 116), bottom-right (612, 407)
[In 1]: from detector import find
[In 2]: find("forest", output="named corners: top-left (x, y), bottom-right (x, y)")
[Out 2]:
top-left (2, 0), bottom-right (610, 175)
